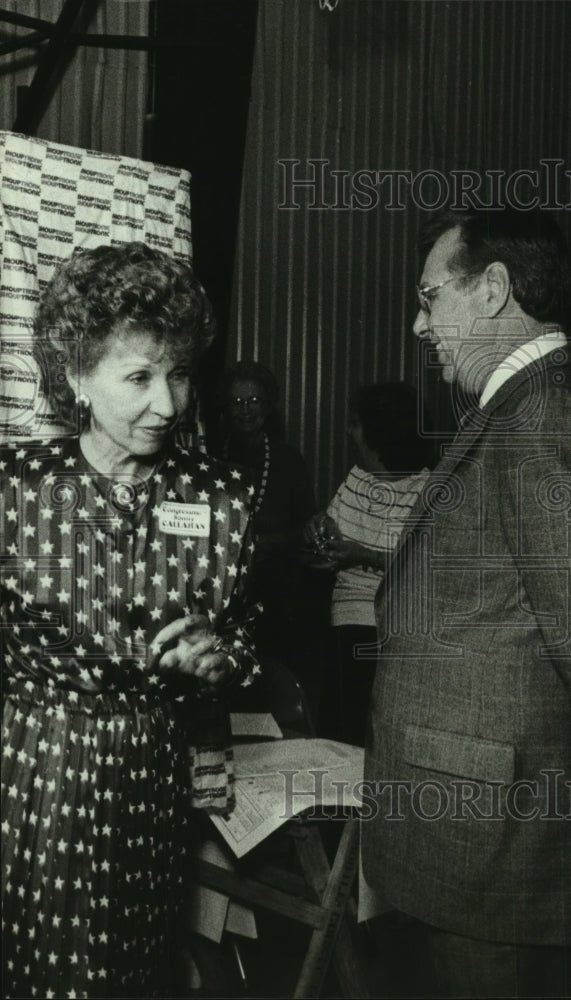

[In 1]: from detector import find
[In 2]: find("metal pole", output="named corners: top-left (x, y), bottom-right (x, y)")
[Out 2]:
top-left (12, 0), bottom-right (100, 135)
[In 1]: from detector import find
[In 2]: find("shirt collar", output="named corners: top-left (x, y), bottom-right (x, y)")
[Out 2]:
top-left (479, 330), bottom-right (568, 409)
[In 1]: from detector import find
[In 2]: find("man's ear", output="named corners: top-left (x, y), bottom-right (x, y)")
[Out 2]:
top-left (484, 261), bottom-right (511, 316)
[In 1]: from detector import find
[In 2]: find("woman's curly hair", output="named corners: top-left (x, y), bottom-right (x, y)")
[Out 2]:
top-left (34, 242), bottom-right (215, 428)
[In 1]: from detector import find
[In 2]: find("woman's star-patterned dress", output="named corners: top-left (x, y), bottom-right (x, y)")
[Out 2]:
top-left (1, 436), bottom-right (260, 999)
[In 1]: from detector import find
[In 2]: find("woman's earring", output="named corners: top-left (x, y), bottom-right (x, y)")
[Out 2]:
top-left (76, 394), bottom-right (91, 426)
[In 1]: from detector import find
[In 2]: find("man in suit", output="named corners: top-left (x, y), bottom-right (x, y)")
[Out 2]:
top-left (362, 207), bottom-right (570, 997)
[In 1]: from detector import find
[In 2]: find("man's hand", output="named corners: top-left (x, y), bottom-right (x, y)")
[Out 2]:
top-left (150, 614), bottom-right (234, 689)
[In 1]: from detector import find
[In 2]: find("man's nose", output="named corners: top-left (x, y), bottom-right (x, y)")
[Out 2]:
top-left (413, 308), bottom-right (430, 338)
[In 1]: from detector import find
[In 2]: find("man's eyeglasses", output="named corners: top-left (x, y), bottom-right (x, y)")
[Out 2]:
top-left (229, 395), bottom-right (263, 409)
top-left (416, 275), bottom-right (460, 315)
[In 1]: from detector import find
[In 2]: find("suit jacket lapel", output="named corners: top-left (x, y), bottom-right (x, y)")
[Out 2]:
top-left (392, 405), bottom-right (487, 539)
top-left (397, 345), bottom-right (570, 539)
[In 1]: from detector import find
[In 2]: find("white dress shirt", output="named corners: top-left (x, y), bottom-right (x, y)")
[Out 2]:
top-left (479, 329), bottom-right (567, 408)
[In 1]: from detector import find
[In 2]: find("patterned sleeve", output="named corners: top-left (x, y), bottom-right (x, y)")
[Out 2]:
top-left (0, 446), bottom-right (23, 613)
top-left (178, 450), bottom-right (262, 693)
top-left (215, 514), bottom-right (262, 690)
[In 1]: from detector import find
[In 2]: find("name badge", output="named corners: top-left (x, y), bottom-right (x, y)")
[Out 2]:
top-left (158, 501), bottom-right (210, 537)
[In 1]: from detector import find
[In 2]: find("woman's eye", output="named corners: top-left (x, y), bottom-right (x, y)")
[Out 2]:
top-left (129, 372), bottom-right (150, 385)
top-left (170, 369), bottom-right (190, 382)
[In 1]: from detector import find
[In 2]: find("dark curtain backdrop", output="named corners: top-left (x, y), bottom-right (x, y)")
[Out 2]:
top-left (227, 0), bottom-right (571, 506)
top-left (152, 0), bottom-right (259, 394)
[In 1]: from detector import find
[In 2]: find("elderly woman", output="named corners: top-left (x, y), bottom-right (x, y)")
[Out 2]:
top-left (1, 243), bottom-right (259, 999)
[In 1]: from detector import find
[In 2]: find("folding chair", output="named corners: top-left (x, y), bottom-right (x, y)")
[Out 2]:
top-left (192, 660), bottom-right (369, 997)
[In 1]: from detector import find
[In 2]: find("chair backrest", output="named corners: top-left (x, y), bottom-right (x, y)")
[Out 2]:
top-left (262, 657), bottom-right (315, 737)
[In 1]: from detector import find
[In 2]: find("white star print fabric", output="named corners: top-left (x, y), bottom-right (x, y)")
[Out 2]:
top-left (1, 436), bottom-right (260, 998)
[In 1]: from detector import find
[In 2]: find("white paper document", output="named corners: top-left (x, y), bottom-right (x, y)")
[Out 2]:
top-left (211, 739), bottom-right (364, 858)
top-left (230, 712), bottom-right (283, 740)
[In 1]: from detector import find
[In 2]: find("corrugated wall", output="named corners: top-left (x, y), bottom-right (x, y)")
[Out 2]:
top-left (227, 0), bottom-right (571, 506)
top-left (0, 0), bottom-right (149, 156)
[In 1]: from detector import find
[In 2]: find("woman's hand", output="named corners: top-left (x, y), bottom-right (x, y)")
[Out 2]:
top-left (300, 512), bottom-right (344, 569)
top-left (302, 512), bottom-right (339, 549)
top-left (150, 614), bottom-right (235, 689)
top-left (318, 537), bottom-right (365, 570)
top-left (322, 538), bottom-right (388, 573)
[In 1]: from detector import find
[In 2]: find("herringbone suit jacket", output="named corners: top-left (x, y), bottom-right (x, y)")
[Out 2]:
top-left (362, 347), bottom-right (571, 946)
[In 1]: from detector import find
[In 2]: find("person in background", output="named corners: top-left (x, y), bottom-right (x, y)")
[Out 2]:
top-left (304, 382), bottom-right (433, 746)
top-left (363, 207), bottom-right (570, 997)
top-left (1, 243), bottom-right (259, 999)
top-left (214, 361), bottom-right (328, 716)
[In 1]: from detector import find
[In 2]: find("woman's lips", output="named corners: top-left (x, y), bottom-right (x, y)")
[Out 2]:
top-left (139, 425), bottom-right (169, 436)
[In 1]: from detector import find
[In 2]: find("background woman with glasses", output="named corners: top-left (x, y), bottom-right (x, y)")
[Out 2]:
top-left (213, 360), bottom-right (328, 715)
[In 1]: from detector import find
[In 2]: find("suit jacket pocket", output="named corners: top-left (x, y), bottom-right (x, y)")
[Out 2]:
top-left (402, 725), bottom-right (515, 784)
